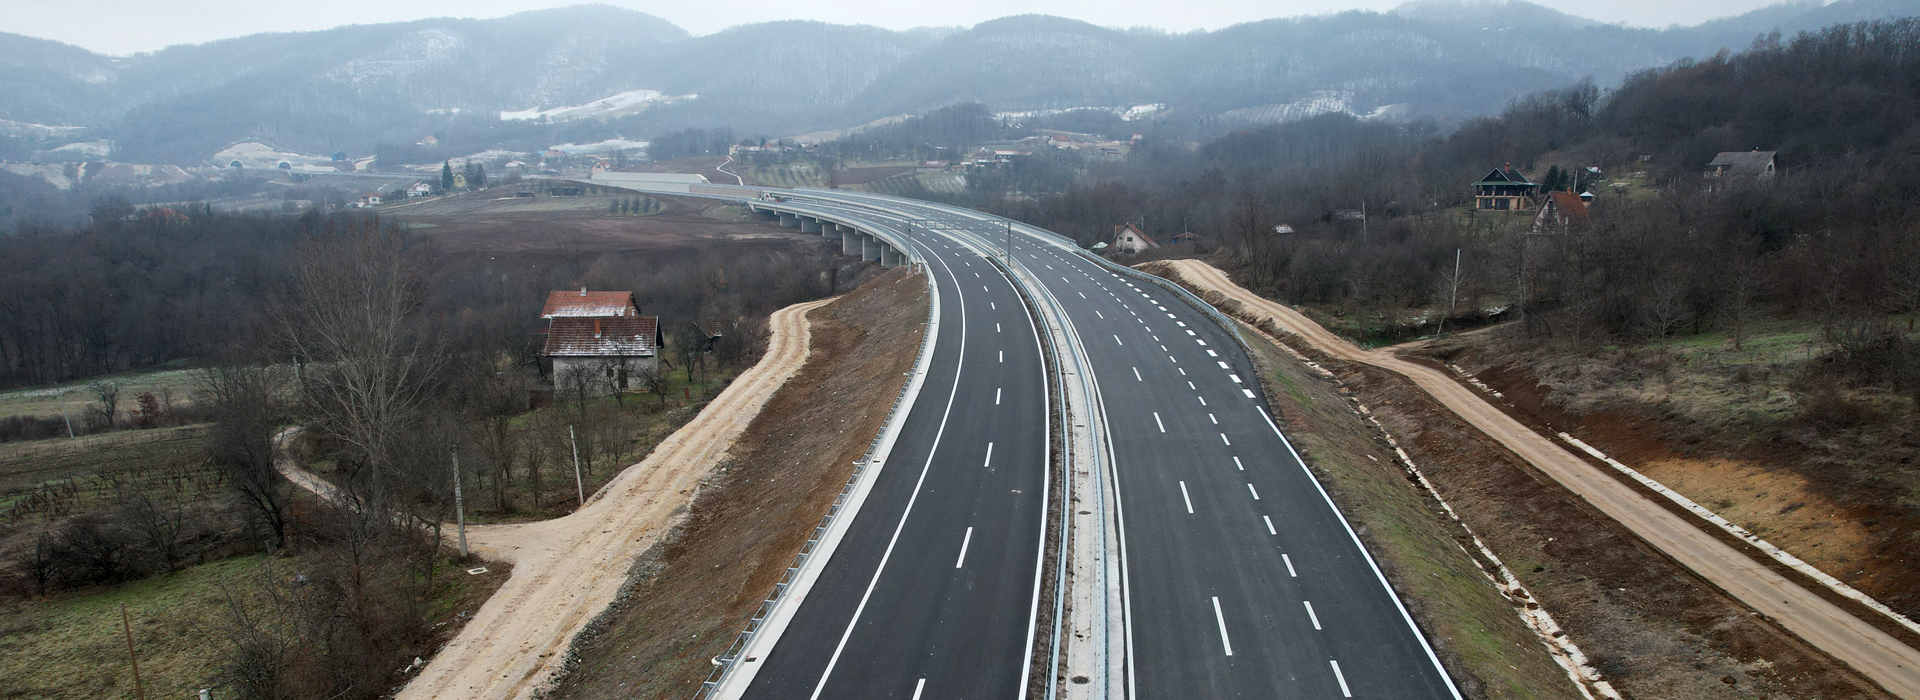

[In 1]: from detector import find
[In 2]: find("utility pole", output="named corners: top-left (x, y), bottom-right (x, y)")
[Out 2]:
top-left (451, 447), bottom-right (468, 557)
top-left (569, 425), bottom-right (586, 508)
top-left (1005, 220), bottom-right (1012, 262)
top-left (120, 603), bottom-right (146, 700)
top-left (1437, 248), bottom-right (1461, 336)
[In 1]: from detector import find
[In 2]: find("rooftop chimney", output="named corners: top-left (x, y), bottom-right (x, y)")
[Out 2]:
top-left (594, 319), bottom-right (602, 337)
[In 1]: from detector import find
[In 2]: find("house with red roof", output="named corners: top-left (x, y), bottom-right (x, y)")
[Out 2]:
top-left (1110, 223), bottom-right (1159, 254)
top-left (539, 289), bottom-right (662, 394)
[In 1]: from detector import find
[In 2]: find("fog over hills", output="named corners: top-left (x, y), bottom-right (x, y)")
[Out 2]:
top-left (1, 0), bottom-right (1916, 164)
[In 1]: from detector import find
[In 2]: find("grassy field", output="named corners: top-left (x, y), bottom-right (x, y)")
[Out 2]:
top-left (0, 424), bottom-right (215, 528)
top-left (0, 554), bottom-right (282, 700)
top-left (0, 367), bottom-right (203, 421)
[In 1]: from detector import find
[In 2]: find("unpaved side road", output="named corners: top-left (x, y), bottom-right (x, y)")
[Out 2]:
top-left (376, 297), bottom-right (835, 700)
top-left (1157, 258), bottom-right (1920, 699)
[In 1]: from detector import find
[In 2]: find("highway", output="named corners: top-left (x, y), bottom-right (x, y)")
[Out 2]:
top-left (588, 179), bottom-right (1461, 699)
top-left (734, 206), bottom-right (1053, 699)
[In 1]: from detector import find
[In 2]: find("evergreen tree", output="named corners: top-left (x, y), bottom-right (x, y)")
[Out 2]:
top-left (440, 161), bottom-right (453, 191)
top-left (610, 199), bottom-right (621, 215)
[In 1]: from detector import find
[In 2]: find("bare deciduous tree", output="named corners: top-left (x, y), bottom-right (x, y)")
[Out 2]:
top-left (279, 224), bottom-right (443, 510)
top-left (200, 365), bottom-right (292, 549)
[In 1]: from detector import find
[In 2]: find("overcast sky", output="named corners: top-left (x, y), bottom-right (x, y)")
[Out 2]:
top-left (15, 0), bottom-right (1802, 55)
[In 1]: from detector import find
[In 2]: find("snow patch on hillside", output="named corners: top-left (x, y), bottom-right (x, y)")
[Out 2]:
top-left (1218, 91), bottom-right (1362, 124)
top-left (500, 89), bottom-right (695, 123)
top-left (329, 28), bottom-right (467, 86)
top-left (32, 140), bottom-right (113, 161)
top-left (548, 138), bottom-right (649, 155)
top-left (0, 119), bottom-right (87, 140)
top-left (995, 103), bottom-right (1167, 122)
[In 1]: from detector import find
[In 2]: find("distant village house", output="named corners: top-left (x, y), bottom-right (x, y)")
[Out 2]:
top-left (1111, 223), bottom-right (1159, 254)
top-left (1532, 191), bottom-right (1590, 233)
top-left (1706, 150), bottom-right (1777, 179)
top-left (541, 289), bottom-right (662, 395)
top-left (1473, 164), bottom-right (1538, 211)
top-left (407, 182), bottom-right (434, 197)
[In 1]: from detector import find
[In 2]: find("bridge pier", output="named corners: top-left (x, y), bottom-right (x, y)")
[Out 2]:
top-left (862, 234), bottom-right (883, 262)
top-left (799, 217), bottom-right (822, 233)
top-left (881, 246), bottom-right (902, 268)
top-left (778, 213), bottom-right (799, 228)
top-left (843, 230), bottom-right (864, 256)
top-left (824, 222), bottom-right (845, 240)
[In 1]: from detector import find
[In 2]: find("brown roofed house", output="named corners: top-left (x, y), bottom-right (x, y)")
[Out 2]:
top-left (1706, 150), bottom-right (1777, 180)
top-left (1111, 223), bottom-right (1159, 254)
top-left (541, 289), bottom-right (662, 395)
top-left (1532, 190), bottom-right (1590, 233)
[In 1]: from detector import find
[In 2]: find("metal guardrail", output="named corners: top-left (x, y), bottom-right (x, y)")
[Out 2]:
top-left (942, 226), bottom-right (1093, 700)
top-left (689, 226), bottom-right (937, 700)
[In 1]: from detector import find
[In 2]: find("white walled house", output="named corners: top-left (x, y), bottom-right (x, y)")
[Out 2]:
top-left (541, 290), bottom-right (662, 395)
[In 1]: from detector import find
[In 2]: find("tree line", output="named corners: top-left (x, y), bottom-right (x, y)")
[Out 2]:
top-left (979, 20), bottom-right (1920, 367)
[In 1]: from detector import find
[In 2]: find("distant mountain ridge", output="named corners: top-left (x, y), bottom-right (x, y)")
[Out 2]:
top-left (0, 0), bottom-right (1915, 164)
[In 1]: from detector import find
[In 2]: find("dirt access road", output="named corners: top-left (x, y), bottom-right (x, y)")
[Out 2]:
top-left (1157, 258), bottom-right (1920, 699)
top-left (356, 297), bottom-right (835, 700)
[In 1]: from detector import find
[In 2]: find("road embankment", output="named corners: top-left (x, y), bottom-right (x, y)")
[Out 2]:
top-left (548, 267), bottom-right (928, 700)
top-left (1144, 258), bottom-right (1912, 699)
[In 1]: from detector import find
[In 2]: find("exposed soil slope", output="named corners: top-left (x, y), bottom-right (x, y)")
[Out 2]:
top-left (549, 268), bottom-right (926, 699)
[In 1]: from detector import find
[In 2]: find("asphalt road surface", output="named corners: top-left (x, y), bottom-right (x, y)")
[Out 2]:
top-left (686, 186), bottom-right (1458, 699)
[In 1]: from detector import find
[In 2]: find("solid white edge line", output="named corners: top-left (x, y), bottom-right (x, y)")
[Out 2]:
top-left (805, 236), bottom-right (975, 700)
top-left (956, 526), bottom-right (974, 568)
top-left (1258, 405), bottom-right (1465, 699)
top-left (1211, 597), bottom-right (1234, 657)
top-left (1011, 261), bottom-right (1053, 700)
top-left (1180, 481), bottom-right (1194, 513)
top-left (716, 222), bottom-right (942, 699)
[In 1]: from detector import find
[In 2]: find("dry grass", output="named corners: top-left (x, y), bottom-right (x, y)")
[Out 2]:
top-left (0, 554), bottom-right (282, 700)
top-left (1421, 317), bottom-right (1920, 618)
top-left (0, 368), bottom-right (203, 421)
top-left (0, 425), bottom-right (215, 528)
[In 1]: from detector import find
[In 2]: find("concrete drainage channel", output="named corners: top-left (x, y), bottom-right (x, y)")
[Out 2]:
top-left (692, 246), bottom-right (941, 699)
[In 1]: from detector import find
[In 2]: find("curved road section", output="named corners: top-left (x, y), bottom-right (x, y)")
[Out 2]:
top-left (649, 184), bottom-right (1459, 700)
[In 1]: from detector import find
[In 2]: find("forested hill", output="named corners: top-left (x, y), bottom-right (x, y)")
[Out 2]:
top-left (988, 17), bottom-right (1920, 359)
top-left (3, 0), bottom-right (1918, 164)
